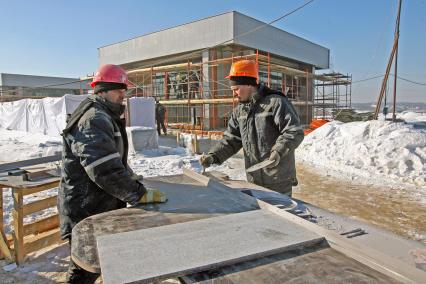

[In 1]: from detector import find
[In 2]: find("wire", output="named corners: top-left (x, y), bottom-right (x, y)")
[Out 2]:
top-left (352, 74), bottom-right (385, 84)
top-left (352, 74), bottom-right (426, 86)
top-left (1, 1), bottom-right (315, 97)
top-left (397, 76), bottom-right (426, 86)
top-left (130, 0), bottom-right (316, 70)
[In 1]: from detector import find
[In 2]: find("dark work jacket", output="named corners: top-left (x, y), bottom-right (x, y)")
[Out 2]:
top-left (58, 95), bottom-right (146, 239)
top-left (209, 84), bottom-right (304, 189)
top-left (155, 103), bottom-right (166, 121)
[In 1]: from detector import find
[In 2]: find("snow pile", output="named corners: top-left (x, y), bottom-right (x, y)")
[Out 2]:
top-left (297, 120), bottom-right (426, 187)
top-left (0, 129), bottom-right (62, 162)
top-left (398, 111), bottom-right (426, 123)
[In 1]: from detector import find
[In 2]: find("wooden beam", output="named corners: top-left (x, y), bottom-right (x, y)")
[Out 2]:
top-left (159, 98), bottom-right (313, 106)
top-left (12, 188), bottom-right (24, 264)
top-left (23, 196), bottom-right (57, 216)
top-left (22, 181), bottom-right (59, 196)
top-left (0, 154), bottom-right (61, 173)
top-left (23, 228), bottom-right (62, 255)
top-left (23, 214), bottom-right (59, 236)
top-left (0, 231), bottom-right (13, 262)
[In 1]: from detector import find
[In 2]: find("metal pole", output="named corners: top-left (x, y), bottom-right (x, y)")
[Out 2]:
top-left (267, 52), bottom-right (271, 87)
top-left (374, 0), bottom-right (402, 119)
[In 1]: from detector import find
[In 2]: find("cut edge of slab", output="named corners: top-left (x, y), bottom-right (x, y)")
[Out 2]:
top-left (183, 168), bottom-right (210, 186)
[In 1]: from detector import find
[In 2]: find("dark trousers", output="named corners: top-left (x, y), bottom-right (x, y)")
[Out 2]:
top-left (66, 237), bottom-right (99, 284)
top-left (157, 119), bottom-right (167, 135)
top-left (265, 183), bottom-right (293, 197)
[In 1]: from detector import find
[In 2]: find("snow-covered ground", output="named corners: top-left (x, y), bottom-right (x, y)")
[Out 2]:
top-left (0, 129), bottom-right (62, 162)
top-left (297, 115), bottom-right (426, 191)
top-left (397, 111), bottom-right (426, 124)
top-left (0, 110), bottom-right (425, 239)
top-left (0, 131), bottom-right (243, 235)
top-left (0, 110), bottom-right (425, 276)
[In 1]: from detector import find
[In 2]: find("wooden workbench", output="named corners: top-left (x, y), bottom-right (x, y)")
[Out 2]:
top-left (0, 171), bottom-right (60, 264)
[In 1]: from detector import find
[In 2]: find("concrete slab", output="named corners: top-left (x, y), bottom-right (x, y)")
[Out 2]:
top-left (140, 177), bottom-right (260, 214)
top-left (97, 210), bottom-right (323, 284)
top-left (126, 127), bottom-right (158, 152)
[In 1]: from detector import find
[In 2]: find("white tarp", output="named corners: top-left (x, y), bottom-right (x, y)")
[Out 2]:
top-left (0, 95), bottom-right (156, 136)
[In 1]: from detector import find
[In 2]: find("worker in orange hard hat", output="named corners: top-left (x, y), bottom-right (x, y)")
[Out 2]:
top-left (200, 59), bottom-right (304, 196)
top-left (59, 64), bottom-right (167, 283)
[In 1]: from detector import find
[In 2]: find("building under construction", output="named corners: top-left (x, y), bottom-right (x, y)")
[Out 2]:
top-left (98, 11), bottom-right (348, 130)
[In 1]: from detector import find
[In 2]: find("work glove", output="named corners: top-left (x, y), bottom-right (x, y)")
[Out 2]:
top-left (266, 151), bottom-right (281, 168)
top-left (139, 188), bottom-right (167, 204)
top-left (130, 172), bottom-right (144, 181)
top-left (200, 154), bottom-right (215, 168)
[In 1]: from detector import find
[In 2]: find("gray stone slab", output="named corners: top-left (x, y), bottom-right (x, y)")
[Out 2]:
top-left (126, 127), bottom-right (158, 152)
top-left (97, 209), bottom-right (323, 284)
top-left (139, 177), bottom-right (260, 214)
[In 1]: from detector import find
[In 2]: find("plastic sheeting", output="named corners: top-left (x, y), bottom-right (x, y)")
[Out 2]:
top-left (0, 95), bottom-right (84, 136)
top-left (0, 95), bottom-right (156, 136)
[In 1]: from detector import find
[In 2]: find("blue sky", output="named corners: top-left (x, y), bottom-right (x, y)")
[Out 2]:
top-left (0, 0), bottom-right (425, 102)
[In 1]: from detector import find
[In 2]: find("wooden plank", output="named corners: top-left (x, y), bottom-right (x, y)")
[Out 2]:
top-left (0, 231), bottom-right (13, 262)
top-left (0, 154), bottom-right (61, 173)
top-left (12, 188), bottom-right (24, 265)
top-left (0, 184), bottom-right (3, 259)
top-left (23, 168), bottom-right (59, 181)
top-left (97, 210), bottom-right (324, 284)
top-left (23, 214), bottom-right (59, 236)
top-left (0, 176), bottom-right (59, 191)
top-left (23, 196), bottom-right (57, 216)
top-left (23, 228), bottom-right (62, 255)
top-left (22, 181), bottom-right (59, 196)
top-left (258, 200), bottom-right (426, 284)
top-left (0, 185), bottom-right (3, 231)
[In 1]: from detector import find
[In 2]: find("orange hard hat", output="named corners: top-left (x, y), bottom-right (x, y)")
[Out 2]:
top-left (91, 64), bottom-right (129, 88)
top-left (226, 60), bottom-right (258, 80)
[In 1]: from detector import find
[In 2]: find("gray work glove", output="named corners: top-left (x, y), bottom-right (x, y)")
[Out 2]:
top-left (200, 154), bottom-right (215, 168)
top-left (266, 151), bottom-right (281, 168)
top-left (130, 172), bottom-right (144, 181)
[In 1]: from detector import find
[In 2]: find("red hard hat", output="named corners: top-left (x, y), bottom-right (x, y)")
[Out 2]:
top-left (91, 64), bottom-right (129, 88)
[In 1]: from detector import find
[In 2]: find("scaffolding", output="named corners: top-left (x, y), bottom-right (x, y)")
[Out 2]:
top-left (125, 47), bottom-right (317, 131)
top-left (314, 72), bottom-right (352, 119)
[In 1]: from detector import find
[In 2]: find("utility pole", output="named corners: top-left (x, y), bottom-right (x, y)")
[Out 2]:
top-left (392, 0), bottom-right (402, 121)
top-left (374, 0), bottom-right (403, 120)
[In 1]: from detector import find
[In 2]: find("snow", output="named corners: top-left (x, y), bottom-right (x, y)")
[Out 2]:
top-left (0, 129), bottom-right (62, 162)
top-left (0, 111), bottom-right (425, 272)
top-left (397, 111), bottom-right (426, 123)
top-left (0, 130), bottom-right (243, 236)
top-left (297, 115), bottom-right (426, 191)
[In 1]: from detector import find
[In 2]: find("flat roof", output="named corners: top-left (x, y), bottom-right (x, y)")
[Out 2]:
top-left (0, 73), bottom-right (88, 89)
top-left (98, 11), bottom-right (329, 69)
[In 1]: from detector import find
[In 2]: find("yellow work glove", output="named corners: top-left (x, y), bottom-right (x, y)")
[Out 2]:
top-left (139, 188), bottom-right (167, 204)
top-left (200, 154), bottom-right (214, 168)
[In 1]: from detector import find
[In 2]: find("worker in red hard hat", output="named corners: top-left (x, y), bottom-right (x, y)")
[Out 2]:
top-left (200, 60), bottom-right (304, 197)
top-left (59, 64), bottom-right (167, 283)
